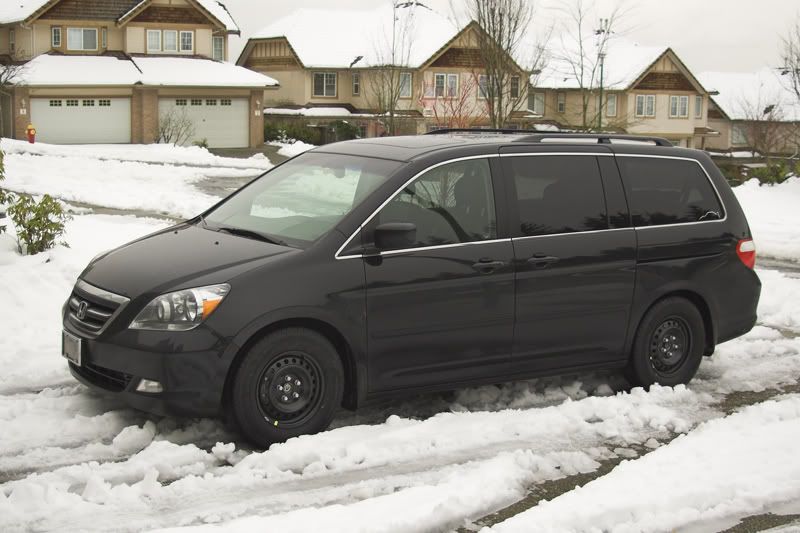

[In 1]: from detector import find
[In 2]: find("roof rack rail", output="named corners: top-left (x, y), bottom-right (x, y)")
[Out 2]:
top-left (425, 128), bottom-right (673, 147)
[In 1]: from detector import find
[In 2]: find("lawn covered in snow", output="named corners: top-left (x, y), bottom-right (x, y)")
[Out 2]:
top-left (1, 147), bottom-right (800, 531)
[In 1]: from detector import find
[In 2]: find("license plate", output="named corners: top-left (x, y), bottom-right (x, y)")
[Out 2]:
top-left (62, 330), bottom-right (82, 366)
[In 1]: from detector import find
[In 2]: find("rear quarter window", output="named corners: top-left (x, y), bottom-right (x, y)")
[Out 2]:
top-left (617, 157), bottom-right (723, 227)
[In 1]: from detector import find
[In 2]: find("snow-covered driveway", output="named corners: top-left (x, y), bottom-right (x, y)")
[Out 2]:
top-left (1, 144), bottom-right (800, 532)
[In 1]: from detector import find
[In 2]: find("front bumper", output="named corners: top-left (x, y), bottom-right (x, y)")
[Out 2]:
top-left (63, 318), bottom-right (233, 418)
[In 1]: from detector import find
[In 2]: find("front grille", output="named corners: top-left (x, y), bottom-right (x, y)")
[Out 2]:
top-left (66, 280), bottom-right (129, 337)
top-left (70, 362), bottom-right (133, 392)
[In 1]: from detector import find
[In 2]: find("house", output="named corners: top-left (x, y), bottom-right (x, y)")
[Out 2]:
top-left (236, 5), bottom-right (532, 137)
top-left (699, 68), bottom-right (800, 155)
top-left (529, 39), bottom-right (718, 148)
top-left (0, 0), bottom-right (278, 148)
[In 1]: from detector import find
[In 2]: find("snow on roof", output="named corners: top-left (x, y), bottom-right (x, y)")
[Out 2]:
top-left (194, 0), bottom-right (239, 34)
top-left (699, 68), bottom-right (800, 122)
top-left (11, 54), bottom-right (277, 88)
top-left (249, 4), bottom-right (460, 69)
top-left (0, 0), bottom-right (51, 25)
top-left (134, 56), bottom-right (277, 87)
top-left (534, 37), bottom-right (667, 91)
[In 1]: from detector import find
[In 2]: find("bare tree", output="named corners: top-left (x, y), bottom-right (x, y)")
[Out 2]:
top-left (0, 61), bottom-right (26, 138)
top-left (157, 108), bottom-right (196, 146)
top-left (366, 2), bottom-right (420, 136)
top-left (551, 0), bottom-right (627, 131)
top-left (734, 94), bottom-right (798, 162)
top-left (466, 0), bottom-right (546, 128)
top-left (418, 73), bottom-right (488, 129)
top-left (781, 18), bottom-right (800, 104)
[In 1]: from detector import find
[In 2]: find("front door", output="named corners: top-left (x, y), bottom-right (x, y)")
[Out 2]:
top-left (363, 157), bottom-right (515, 392)
top-left (500, 151), bottom-right (636, 370)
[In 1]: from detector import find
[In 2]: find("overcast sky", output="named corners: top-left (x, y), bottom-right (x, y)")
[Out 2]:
top-left (224, 0), bottom-right (798, 73)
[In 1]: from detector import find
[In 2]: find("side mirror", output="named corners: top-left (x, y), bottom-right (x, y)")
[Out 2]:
top-left (374, 222), bottom-right (416, 251)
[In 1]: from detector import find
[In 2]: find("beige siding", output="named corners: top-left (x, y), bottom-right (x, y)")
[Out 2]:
top-left (126, 26), bottom-right (145, 54)
top-left (195, 28), bottom-right (212, 57)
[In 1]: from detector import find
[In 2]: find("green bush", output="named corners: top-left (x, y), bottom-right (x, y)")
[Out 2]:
top-left (748, 161), bottom-right (795, 185)
top-left (0, 151), bottom-right (8, 235)
top-left (7, 194), bottom-right (71, 255)
top-left (264, 121), bottom-right (322, 145)
top-left (193, 138), bottom-right (209, 149)
top-left (329, 120), bottom-right (359, 142)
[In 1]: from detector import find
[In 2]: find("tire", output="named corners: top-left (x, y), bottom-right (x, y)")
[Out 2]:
top-left (625, 297), bottom-right (706, 388)
top-left (231, 327), bottom-right (344, 447)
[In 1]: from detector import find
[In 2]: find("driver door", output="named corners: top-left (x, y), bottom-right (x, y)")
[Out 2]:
top-left (363, 158), bottom-right (515, 392)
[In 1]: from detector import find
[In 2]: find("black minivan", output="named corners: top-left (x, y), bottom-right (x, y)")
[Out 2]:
top-left (62, 132), bottom-right (761, 445)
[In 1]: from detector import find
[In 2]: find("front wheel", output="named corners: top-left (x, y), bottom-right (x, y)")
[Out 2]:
top-left (231, 328), bottom-right (344, 447)
top-left (626, 297), bottom-right (706, 388)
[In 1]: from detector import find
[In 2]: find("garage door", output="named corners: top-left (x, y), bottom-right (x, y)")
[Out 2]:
top-left (31, 98), bottom-right (131, 144)
top-left (158, 97), bottom-right (249, 149)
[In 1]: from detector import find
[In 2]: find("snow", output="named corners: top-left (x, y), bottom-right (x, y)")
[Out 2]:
top-left (249, 4), bottom-right (460, 69)
top-left (700, 68), bottom-right (800, 122)
top-left (264, 107), bottom-right (361, 117)
top-left (488, 396), bottom-right (800, 533)
top-left (733, 177), bottom-right (800, 263)
top-left (0, 0), bottom-right (50, 25)
top-left (12, 54), bottom-right (278, 88)
top-left (195, 0), bottom-right (240, 34)
top-left (268, 140), bottom-right (316, 158)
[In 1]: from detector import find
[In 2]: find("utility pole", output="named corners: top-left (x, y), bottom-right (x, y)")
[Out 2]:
top-left (596, 18), bottom-right (610, 131)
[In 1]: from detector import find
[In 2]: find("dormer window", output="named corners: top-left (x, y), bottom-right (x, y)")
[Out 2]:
top-left (164, 31), bottom-right (178, 52)
top-left (51, 27), bottom-right (61, 48)
top-left (67, 28), bottom-right (98, 51)
top-left (146, 30), bottom-right (161, 52)
top-left (146, 30), bottom-right (192, 54)
top-left (180, 31), bottom-right (193, 53)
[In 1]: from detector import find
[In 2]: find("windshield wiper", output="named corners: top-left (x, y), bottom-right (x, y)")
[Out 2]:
top-left (215, 226), bottom-right (289, 246)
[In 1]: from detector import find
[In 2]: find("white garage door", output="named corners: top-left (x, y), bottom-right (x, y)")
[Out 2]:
top-left (31, 98), bottom-right (131, 144)
top-left (158, 97), bottom-right (249, 149)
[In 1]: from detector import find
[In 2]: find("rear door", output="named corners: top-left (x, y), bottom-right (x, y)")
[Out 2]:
top-left (500, 147), bottom-right (636, 370)
top-left (361, 156), bottom-right (516, 391)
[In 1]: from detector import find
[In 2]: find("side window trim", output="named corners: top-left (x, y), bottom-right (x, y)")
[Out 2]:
top-left (614, 154), bottom-right (727, 229)
top-left (335, 155), bottom-right (502, 259)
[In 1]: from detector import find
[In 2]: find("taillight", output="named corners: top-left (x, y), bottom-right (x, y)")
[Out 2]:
top-left (737, 239), bottom-right (756, 269)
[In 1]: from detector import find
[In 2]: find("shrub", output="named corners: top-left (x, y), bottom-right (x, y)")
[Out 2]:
top-left (264, 121), bottom-right (322, 145)
top-left (7, 194), bottom-right (71, 255)
top-left (158, 108), bottom-right (196, 146)
top-left (0, 151), bottom-right (9, 235)
top-left (329, 120), bottom-right (359, 142)
top-left (748, 161), bottom-right (794, 185)
top-left (193, 138), bottom-right (209, 149)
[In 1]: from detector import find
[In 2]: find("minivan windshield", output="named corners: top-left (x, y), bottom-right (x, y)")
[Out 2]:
top-left (203, 152), bottom-right (401, 246)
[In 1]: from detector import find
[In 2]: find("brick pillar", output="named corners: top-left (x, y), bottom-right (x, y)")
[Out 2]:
top-left (131, 88), bottom-right (143, 143)
top-left (13, 87), bottom-right (30, 140)
top-left (250, 89), bottom-right (264, 148)
top-left (141, 88), bottom-right (159, 144)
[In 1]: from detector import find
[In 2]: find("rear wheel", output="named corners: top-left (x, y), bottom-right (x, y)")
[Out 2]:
top-left (231, 328), bottom-right (344, 446)
top-left (626, 298), bottom-right (706, 388)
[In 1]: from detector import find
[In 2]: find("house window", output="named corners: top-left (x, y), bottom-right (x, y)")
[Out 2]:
top-left (530, 92), bottom-right (545, 115)
top-left (206, 99), bottom-right (217, 106)
top-left (478, 74), bottom-right (489, 98)
top-left (447, 73), bottom-right (458, 97)
top-left (49, 100), bottom-right (62, 107)
top-left (221, 99), bottom-right (232, 106)
top-left (732, 124), bottom-right (747, 145)
top-left (101, 27), bottom-right (107, 49)
top-left (635, 94), bottom-right (655, 117)
top-left (212, 36), bottom-right (224, 61)
top-left (557, 92), bottom-right (566, 113)
top-left (670, 95), bottom-right (689, 118)
top-left (313, 72), bottom-right (337, 97)
top-left (191, 99), bottom-right (202, 106)
top-left (510, 76), bottom-right (520, 99)
top-left (66, 99), bottom-right (78, 107)
top-left (433, 73), bottom-right (458, 98)
top-left (606, 94), bottom-right (617, 117)
top-left (695, 95), bottom-right (703, 119)
top-left (175, 99), bottom-right (187, 106)
top-left (67, 28), bottom-right (97, 51)
top-left (82, 99), bottom-right (95, 106)
top-left (51, 27), bottom-right (61, 48)
top-left (9, 29), bottom-right (14, 54)
top-left (434, 73), bottom-right (446, 97)
top-left (99, 99), bottom-right (111, 107)
top-left (147, 30), bottom-right (161, 52)
top-left (352, 72), bottom-right (360, 96)
top-left (399, 72), bottom-right (412, 98)
top-left (164, 30), bottom-right (178, 52)
top-left (180, 31), bottom-right (194, 52)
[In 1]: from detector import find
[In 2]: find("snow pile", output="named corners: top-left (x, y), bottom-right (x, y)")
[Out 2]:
top-left (269, 141), bottom-right (316, 158)
top-left (733, 177), bottom-right (800, 262)
top-left (488, 396), bottom-right (800, 533)
top-left (264, 107), bottom-right (359, 117)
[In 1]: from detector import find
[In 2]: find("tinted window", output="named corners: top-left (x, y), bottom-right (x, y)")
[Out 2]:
top-left (376, 159), bottom-right (497, 249)
top-left (618, 157), bottom-right (723, 227)
top-left (505, 155), bottom-right (608, 236)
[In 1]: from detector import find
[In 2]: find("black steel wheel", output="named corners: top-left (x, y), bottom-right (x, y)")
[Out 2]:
top-left (231, 328), bottom-right (344, 447)
top-left (626, 297), bottom-right (706, 388)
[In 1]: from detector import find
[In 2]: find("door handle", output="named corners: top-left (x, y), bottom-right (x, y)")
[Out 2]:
top-left (527, 254), bottom-right (560, 269)
top-left (472, 259), bottom-right (507, 274)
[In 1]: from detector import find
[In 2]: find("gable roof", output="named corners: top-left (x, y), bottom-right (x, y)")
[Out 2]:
top-left (699, 68), bottom-right (800, 122)
top-left (0, 0), bottom-right (238, 33)
top-left (239, 4), bottom-right (462, 69)
top-left (533, 38), bottom-right (704, 94)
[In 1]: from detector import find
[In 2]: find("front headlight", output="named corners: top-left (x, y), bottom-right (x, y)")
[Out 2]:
top-left (129, 284), bottom-right (230, 331)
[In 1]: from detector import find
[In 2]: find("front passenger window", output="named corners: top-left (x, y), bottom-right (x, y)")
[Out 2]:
top-left (375, 159), bottom-right (497, 250)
